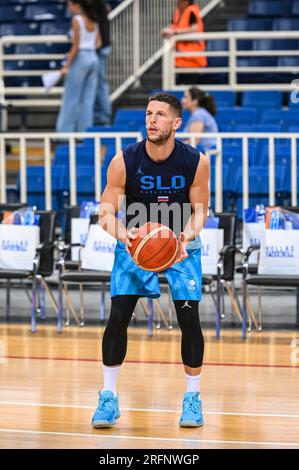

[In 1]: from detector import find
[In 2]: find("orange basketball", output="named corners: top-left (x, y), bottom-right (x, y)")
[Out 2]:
top-left (129, 222), bottom-right (178, 272)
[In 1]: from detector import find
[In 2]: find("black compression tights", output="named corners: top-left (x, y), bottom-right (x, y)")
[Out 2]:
top-left (102, 296), bottom-right (204, 368)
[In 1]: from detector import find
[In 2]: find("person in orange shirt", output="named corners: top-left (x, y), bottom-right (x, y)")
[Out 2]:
top-left (162, 0), bottom-right (207, 73)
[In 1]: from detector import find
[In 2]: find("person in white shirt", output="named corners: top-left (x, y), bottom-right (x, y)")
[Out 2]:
top-left (56, 0), bottom-right (101, 132)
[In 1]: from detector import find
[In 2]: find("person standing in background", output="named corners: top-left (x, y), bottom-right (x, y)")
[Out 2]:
top-left (162, 0), bottom-right (207, 84)
top-left (93, 0), bottom-right (112, 126)
top-left (56, 0), bottom-right (100, 132)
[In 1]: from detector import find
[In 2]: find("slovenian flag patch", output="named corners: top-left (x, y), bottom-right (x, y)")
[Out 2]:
top-left (158, 196), bottom-right (169, 202)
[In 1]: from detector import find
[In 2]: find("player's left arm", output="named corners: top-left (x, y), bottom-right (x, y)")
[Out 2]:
top-left (176, 152), bottom-right (210, 262)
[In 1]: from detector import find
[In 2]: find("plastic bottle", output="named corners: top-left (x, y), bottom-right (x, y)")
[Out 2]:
top-left (270, 209), bottom-right (285, 230)
top-left (12, 211), bottom-right (22, 225)
top-left (24, 208), bottom-right (35, 225)
top-left (256, 204), bottom-right (266, 224)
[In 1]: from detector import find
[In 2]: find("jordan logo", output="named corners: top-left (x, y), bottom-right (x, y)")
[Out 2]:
top-left (136, 166), bottom-right (144, 176)
top-left (181, 301), bottom-right (192, 309)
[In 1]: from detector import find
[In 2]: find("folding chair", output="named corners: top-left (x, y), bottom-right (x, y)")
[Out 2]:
top-left (0, 210), bottom-right (57, 332)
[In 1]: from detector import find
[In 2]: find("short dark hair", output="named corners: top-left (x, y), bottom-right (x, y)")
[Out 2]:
top-left (148, 93), bottom-right (182, 118)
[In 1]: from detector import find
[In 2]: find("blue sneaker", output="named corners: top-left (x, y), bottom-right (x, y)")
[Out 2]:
top-left (179, 392), bottom-right (204, 427)
top-left (91, 390), bottom-right (121, 428)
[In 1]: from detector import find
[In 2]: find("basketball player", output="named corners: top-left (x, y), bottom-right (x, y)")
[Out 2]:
top-left (92, 93), bottom-right (210, 428)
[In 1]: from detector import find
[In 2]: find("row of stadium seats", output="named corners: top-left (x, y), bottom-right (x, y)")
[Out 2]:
top-left (228, 17), bottom-right (299, 31)
top-left (248, 0), bottom-right (299, 17)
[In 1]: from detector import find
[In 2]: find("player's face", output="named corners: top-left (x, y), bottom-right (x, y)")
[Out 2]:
top-left (146, 101), bottom-right (181, 145)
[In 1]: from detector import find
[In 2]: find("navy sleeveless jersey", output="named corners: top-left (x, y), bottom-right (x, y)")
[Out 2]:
top-left (122, 139), bottom-right (200, 235)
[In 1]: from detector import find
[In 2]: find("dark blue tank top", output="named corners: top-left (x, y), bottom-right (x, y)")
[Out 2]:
top-left (123, 139), bottom-right (200, 235)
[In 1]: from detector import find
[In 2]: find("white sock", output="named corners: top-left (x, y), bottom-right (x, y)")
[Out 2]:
top-left (102, 364), bottom-right (121, 396)
top-left (185, 373), bottom-right (201, 394)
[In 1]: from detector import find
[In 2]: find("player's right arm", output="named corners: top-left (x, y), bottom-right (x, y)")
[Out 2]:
top-left (98, 152), bottom-right (136, 248)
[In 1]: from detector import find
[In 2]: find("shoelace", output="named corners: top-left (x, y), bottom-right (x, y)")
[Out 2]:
top-left (183, 395), bottom-right (201, 413)
top-left (98, 396), bottom-right (116, 412)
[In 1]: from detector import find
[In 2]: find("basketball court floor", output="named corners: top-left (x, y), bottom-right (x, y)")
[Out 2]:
top-left (0, 323), bottom-right (298, 449)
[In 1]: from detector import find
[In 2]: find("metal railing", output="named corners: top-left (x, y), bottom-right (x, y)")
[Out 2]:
top-left (108, 0), bottom-right (221, 101)
top-left (0, 132), bottom-right (298, 212)
top-left (0, 0), bottom-right (221, 108)
top-left (162, 30), bottom-right (299, 90)
top-left (0, 132), bottom-right (142, 207)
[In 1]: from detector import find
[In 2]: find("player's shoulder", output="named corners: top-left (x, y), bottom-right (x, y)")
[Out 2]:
top-left (123, 139), bottom-right (145, 155)
top-left (175, 139), bottom-right (201, 160)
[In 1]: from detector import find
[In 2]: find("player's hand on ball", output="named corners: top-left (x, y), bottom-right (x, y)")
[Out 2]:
top-left (125, 227), bottom-right (139, 251)
top-left (174, 232), bottom-right (188, 264)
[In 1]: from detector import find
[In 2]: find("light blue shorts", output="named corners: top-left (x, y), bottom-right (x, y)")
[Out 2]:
top-left (110, 239), bottom-right (202, 301)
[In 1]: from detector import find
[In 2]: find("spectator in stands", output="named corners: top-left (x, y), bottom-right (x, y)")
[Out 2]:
top-left (162, 0), bottom-right (207, 84)
top-left (182, 87), bottom-right (218, 151)
top-left (93, 0), bottom-right (112, 126)
top-left (56, 0), bottom-right (101, 133)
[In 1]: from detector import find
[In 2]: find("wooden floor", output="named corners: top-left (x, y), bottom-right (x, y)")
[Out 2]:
top-left (0, 323), bottom-right (299, 449)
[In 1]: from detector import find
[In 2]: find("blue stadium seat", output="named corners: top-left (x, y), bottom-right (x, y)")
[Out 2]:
top-left (84, 124), bottom-right (136, 148)
top-left (113, 109), bottom-right (145, 127)
top-left (237, 57), bottom-right (277, 67)
top-left (227, 124), bottom-right (281, 154)
top-left (53, 144), bottom-right (95, 167)
top-left (248, 1), bottom-right (292, 17)
top-left (278, 57), bottom-right (299, 67)
top-left (209, 91), bottom-right (236, 107)
top-left (233, 124), bottom-right (281, 133)
top-left (272, 18), bottom-right (299, 30)
top-left (76, 166), bottom-right (96, 196)
top-left (24, 3), bottom-right (66, 21)
top-left (18, 165), bottom-right (66, 210)
top-left (259, 109), bottom-right (299, 129)
top-left (227, 20), bottom-right (254, 50)
top-left (242, 91), bottom-right (282, 109)
top-left (216, 107), bottom-right (257, 127)
top-left (0, 5), bottom-right (24, 22)
top-left (293, 1), bottom-right (299, 15)
top-left (227, 18), bottom-right (273, 31)
top-left (0, 22), bottom-right (39, 36)
top-left (206, 40), bottom-right (228, 67)
top-left (285, 125), bottom-right (299, 132)
top-left (40, 21), bottom-right (70, 35)
top-left (222, 141), bottom-right (258, 168)
top-left (253, 38), bottom-right (298, 51)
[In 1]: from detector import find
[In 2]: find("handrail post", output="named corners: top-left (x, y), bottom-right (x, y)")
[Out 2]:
top-left (69, 136), bottom-right (77, 206)
top-left (291, 136), bottom-right (298, 207)
top-left (268, 137), bottom-right (275, 206)
top-left (242, 136), bottom-right (249, 211)
top-left (44, 137), bottom-right (52, 210)
top-left (0, 135), bottom-right (6, 203)
top-left (95, 137), bottom-right (102, 202)
top-left (229, 35), bottom-right (237, 87)
top-left (215, 136), bottom-right (223, 212)
top-left (20, 136), bottom-right (27, 204)
top-left (133, 0), bottom-right (140, 80)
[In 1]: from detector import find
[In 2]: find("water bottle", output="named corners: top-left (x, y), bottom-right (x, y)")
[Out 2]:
top-left (270, 210), bottom-right (279, 230)
top-left (284, 215), bottom-right (293, 230)
top-left (270, 209), bottom-right (285, 230)
top-left (12, 211), bottom-right (22, 225)
top-left (24, 208), bottom-right (35, 225)
top-left (256, 204), bottom-right (266, 224)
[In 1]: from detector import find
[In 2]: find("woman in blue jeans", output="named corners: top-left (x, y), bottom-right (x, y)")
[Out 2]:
top-left (56, 0), bottom-right (100, 132)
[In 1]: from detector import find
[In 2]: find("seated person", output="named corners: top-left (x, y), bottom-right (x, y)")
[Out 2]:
top-left (182, 87), bottom-right (218, 152)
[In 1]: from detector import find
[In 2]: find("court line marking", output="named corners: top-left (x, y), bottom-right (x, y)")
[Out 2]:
top-left (0, 428), bottom-right (298, 447)
top-left (0, 400), bottom-right (299, 420)
top-left (4, 355), bottom-right (299, 369)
